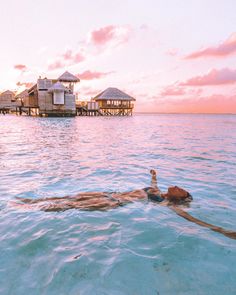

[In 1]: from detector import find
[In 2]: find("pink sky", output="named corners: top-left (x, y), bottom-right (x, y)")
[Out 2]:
top-left (1, 0), bottom-right (236, 113)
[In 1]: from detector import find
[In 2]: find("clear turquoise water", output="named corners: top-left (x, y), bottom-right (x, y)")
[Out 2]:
top-left (0, 114), bottom-right (236, 295)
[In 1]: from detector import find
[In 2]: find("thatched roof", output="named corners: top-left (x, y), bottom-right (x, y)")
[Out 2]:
top-left (48, 82), bottom-right (68, 92)
top-left (58, 71), bottom-right (80, 82)
top-left (94, 87), bottom-right (135, 101)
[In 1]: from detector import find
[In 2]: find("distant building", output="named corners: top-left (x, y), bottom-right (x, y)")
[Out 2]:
top-left (0, 90), bottom-right (16, 109)
top-left (77, 87), bottom-right (136, 116)
top-left (93, 87), bottom-right (136, 116)
top-left (2, 74), bottom-right (136, 117)
top-left (19, 71), bottom-right (80, 117)
top-left (0, 90), bottom-right (17, 112)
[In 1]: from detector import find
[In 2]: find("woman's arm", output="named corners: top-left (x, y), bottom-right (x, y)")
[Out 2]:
top-left (170, 206), bottom-right (236, 240)
top-left (150, 169), bottom-right (158, 188)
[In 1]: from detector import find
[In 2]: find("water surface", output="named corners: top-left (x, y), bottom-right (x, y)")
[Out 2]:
top-left (0, 114), bottom-right (236, 295)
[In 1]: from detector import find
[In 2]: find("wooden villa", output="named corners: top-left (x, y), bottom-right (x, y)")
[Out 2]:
top-left (1, 73), bottom-right (136, 117)
top-left (0, 90), bottom-right (19, 114)
top-left (77, 87), bottom-right (135, 116)
top-left (16, 71), bottom-right (80, 117)
top-left (15, 89), bottom-right (37, 115)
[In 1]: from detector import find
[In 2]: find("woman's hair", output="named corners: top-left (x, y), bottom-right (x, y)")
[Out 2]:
top-left (167, 186), bottom-right (193, 204)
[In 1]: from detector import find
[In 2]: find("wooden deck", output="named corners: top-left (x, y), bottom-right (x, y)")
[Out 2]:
top-left (15, 106), bottom-right (39, 116)
top-left (0, 107), bottom-right (11, 114)
top-left (1, 106), bottom-right (133, 117)
top-left (76, 106), bottom-right (133, 116)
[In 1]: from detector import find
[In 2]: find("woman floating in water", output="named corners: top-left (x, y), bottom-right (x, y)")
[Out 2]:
top-left (12, 170), bottom-right (236, 240)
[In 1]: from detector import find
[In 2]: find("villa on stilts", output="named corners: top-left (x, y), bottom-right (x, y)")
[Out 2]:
top-left (16, 71), bottom-right (80, 117)
top-left (2, 70), bottom-right (136, 117)
top-left (76, 87), bottom-right (136, 116)
top-left (0, 90), bottom-right (20, 114)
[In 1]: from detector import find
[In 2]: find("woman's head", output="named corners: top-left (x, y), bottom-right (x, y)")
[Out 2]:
top-left (166, 186), bottom-right (193, 203)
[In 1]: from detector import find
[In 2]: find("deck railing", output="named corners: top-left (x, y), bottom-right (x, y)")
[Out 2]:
top-left (99, 103), bottom-right (133, 109)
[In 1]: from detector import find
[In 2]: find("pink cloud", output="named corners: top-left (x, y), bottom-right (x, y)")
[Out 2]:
top-left (79, 86), bottom-right (100, 97)
top-left (161, 85), bottom-right (185, 96)
top-left (14, 64), bottom-right (27, 71)
top-left (16, 81), bottom-right (34, 88)
top-left (180, 68), bottom-right (236, 86)
top-left (147, 94), bottom-right (236, 114)
top-left (78, 70), bottom-right (112, 80)
top-left (62, 50), bottom-right (73, 60)
top-left (176, 94), bottom-right (236, 113)
top-left (90, 25), bottom-right (131, 46)
top-left (73, 52), bottom-right (85, 63)
top-left (185, 32), bottom-right (236, 59)
top-left (91, 25), bottom-right (116, 45)
top-left (166, 48), bottom-right (178, 56)
top-left (159, 85), bottom-right (202, 99)
top-left (48, 60), bottom-right (65, 71)
top-left (62, 50), bottom-right (85, 63)
top-left (48, 49), bottom-right (85, 71)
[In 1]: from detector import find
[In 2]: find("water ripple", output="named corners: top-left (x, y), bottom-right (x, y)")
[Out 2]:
top-left (0, 114), bottom-right (236, 295)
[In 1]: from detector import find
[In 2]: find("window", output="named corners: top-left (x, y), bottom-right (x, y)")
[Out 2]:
top-left (53, 91), bottom-right (65, 105)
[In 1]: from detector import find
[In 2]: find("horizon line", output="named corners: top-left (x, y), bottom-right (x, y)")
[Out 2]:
top-left (134, 112), bottom-right (236, 115)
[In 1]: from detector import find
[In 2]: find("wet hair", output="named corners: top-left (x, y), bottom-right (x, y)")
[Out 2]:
top-left (186, 192), bottom-right (193, 201)
top-left (168, 192), bottom-right (193, 205)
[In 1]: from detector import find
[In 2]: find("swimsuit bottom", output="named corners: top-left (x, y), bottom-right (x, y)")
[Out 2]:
top-left (104, 193), bottom-right (125, 206)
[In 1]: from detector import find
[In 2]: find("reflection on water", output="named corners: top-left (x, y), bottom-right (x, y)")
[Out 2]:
top-left (0, 114), bottom-right (236, 295)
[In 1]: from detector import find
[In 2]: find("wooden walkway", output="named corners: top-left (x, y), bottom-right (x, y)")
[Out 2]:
top-left (76, 107), bottom-right (103, 116)
top-left (1, 106), bottom-right (133, 117)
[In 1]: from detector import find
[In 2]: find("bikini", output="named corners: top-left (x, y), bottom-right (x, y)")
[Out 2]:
top-left (104, 188), bottom-right (164, 205)
top-left (143, 187), bottom-right (164, 202)
top-left (104, 193), bottom-right (124, 206)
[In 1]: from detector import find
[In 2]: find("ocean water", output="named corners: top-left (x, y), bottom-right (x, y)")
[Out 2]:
top-left (0, 114), bottom-right (236, 295)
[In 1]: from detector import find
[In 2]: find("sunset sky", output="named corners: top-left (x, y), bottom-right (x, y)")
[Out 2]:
top-left (1, 0), bottom-right (236, 113)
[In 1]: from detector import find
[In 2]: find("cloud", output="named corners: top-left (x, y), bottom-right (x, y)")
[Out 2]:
top-left (14, 64), bottom-right (27, 71)
top-left (62, 50), bottom-right (85, 63)
top-left (166, 48), bottom-right (178, 56)
top-left (159, 85), bottom-right (202, 98)
top-left (77, 70), bottom-right (113, 80)
top-left (148, 94), bottom-right (236, 114)
top-left (180, 94), bottom-right (236, 113)
top-left (89, 25), bottom-right (131, 46)
top-left (47, 25), bottom-right (131, 71)
top-left (73, 53), bottom-right (85, 63)
top-left (79, 86), bottom-right (100, 97)
top-left (62, 50), bottom-right (73, 60)
top-left (185, 32), bottom-right (236, 59)
top-left (161, 85), bottom-right (186, 96)
top-left (48, 49), bottom-right (85, 71)
top-left (180, 68), bottom-right (236, 86)
top-left (48, 60), bottom-right (65, 71)
top-left (16, 81), bottom-right (34, 88)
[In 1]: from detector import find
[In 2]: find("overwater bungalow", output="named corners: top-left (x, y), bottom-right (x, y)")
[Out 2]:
top-left (15, 89), bottom-right (38, 116)
top-left (2, 73), bottom-right (136, 117)
top-left (16, 71), bottom-right (80, 117)
top-left (0, 90), bottom-right (18, 114)
top-left (77, 87), bottom-right (136, 116)
top-left (94, 87), bottom-right (135, 116)
top-left (16, 89), bottom-right (36, 107)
